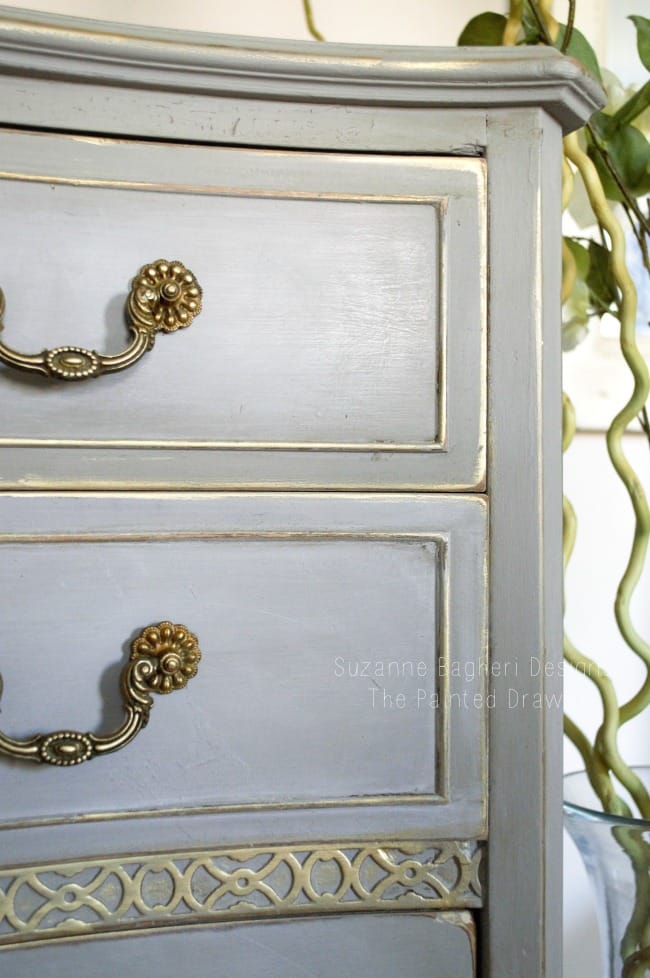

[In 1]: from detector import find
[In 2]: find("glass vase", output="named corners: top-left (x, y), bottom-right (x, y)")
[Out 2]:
top-left (564, 768), bottom-right (650, 978)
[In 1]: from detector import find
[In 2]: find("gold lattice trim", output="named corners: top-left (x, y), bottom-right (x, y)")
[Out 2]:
top-left (0, 840), bottom-right (483, 947)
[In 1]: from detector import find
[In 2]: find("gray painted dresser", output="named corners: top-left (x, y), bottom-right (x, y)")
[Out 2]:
top-left (0, 8), bottom-right (601, 976)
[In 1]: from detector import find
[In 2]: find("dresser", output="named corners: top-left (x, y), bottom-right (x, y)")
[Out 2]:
top-left (0, 8), bottom-right (601, 976)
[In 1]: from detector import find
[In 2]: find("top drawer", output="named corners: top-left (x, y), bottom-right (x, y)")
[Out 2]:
top-left (0, 129), bottom-right (485, 490)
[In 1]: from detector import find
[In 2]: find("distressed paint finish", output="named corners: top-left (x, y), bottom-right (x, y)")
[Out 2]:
top-left (0, 8), bottom-right (602, 138)
top-left (0, 9), bottom-right (603, 978)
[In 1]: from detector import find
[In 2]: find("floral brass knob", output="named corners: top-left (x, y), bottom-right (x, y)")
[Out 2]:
top-left (0, 260), bottom-right (202, 381)
top-left (0, 622), bottom-right (201, 766)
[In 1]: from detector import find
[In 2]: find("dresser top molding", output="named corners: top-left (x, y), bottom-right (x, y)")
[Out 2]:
top-left (0, 5), bottom-right (602, 134)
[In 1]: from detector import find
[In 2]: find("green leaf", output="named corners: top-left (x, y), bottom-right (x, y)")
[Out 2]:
top-left (586, 241), bottom-right (619, 313)
top-left (562, 271), bottom-right (591, 351)
top-left (588, 122), bottom-right (650, 200)
top-left (605, 81), bottom-right (650, 135)
top-left (521, 8), bottom-right (542, 45)
top-left (630, 15), bottom-right (650, 72)
top-left (589, 110), bottom-right (612, 140)
top-left (562, 317), bottom-right (590, 352)
top-left (522, 6), bottom-right (537, 36)
top-left (554, 24), bottom-right (602, 83)
top-left (458, 12), bottom-right (507, 46)
top-left (565, 237), bottom-right (590, 281)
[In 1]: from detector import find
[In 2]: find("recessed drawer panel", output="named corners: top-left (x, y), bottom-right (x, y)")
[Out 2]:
top-left (0, 130), bottom-right (485, 490)
top-left (0, 493), bottom-right (487, 840)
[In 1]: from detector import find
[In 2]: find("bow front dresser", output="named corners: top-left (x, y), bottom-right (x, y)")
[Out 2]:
top-left (0, 8), bottom-right (601, 976)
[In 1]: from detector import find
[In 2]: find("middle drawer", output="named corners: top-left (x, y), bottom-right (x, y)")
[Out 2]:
top-left (0, 492), bottom-right (486, 842)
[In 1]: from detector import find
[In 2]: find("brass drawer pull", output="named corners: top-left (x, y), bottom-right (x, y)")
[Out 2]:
top-left (0, 260), bottom-right (202, 381)
top-left (0, 622), bottom-right (201, 766)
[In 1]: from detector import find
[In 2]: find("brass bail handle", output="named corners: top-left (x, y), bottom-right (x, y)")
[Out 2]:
top-left (0, 260), bottom-right (202, 381)
top-left (0, 622), bottom-right (201, 766)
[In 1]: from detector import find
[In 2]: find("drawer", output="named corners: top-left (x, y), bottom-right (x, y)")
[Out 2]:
top-left (0, 912), bottom-right (477, 975)
top-left (0, 492), bottom-right (487, 840)
top-left (0, 129), bottom-right (485, 491)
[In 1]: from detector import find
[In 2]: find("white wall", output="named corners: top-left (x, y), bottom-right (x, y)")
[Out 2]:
top-left (0, 0), bottom-right (608, 50)
top-left (1, 3), bottom-right (643, 977)
top-left (0, 0), bottom-right (495, 41)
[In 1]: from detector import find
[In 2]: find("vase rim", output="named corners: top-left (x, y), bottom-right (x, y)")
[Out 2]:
top-left (563, 767), bottom-right (650, 827)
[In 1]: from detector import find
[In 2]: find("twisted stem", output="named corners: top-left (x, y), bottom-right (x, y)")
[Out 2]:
top-left (564, 133), bottom-right (650, 817)
top-left (302, 0), bottom-right (324, 41)
top-left (502, 1), bottom-right (523, 45)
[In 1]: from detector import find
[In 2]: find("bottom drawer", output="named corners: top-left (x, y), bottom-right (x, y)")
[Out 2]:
top-left (1, 912), bottom-right (476, 977)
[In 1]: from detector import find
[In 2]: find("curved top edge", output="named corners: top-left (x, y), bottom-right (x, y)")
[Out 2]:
top-left (0, 4), bottom-right (604, 131)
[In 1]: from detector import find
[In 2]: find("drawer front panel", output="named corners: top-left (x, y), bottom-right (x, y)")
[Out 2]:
top-left (0, 912), bottom-right (476, 976)
top-left (0, 493), bottom-right (487, 840)
top-left (0, 130), bottom-right (485, 490)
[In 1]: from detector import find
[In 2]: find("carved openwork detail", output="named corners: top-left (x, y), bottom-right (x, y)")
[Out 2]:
top-left (0, 841), bottom-right (483, 947)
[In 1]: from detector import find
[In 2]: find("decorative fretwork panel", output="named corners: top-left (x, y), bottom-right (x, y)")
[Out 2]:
top-left (0, 840), bottom-right (483, 947)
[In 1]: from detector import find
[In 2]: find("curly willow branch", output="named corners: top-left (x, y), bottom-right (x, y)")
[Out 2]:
top-left (302, 0), bottom-right (324, 42)
top-left (623, 947), bottom-right (650, 978)
top-left (561, 157), bottom-right (577, 302)
top-left (536, 0), bottom-right (559, 40)
top-left (562, 239), bottom-right (577, 304)
top-left (564, 133), bottom-right (650, 817)
top-left (617, 826), bottom-right (650, 968)
top-left (526, 0), bottom-right (557, 45)
top-left (503, 1), bottom-right (523, 46)
top-left (561, 0), bottom-right (577, 53)
top-left (563, 136), bottom-right (650, 709)
top-left (563, 397), bottom-right (633, 816)
top-left (561, 161), bottom-right (628, 813)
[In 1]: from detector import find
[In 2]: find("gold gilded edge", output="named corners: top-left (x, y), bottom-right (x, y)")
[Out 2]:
top-left (0, 530), bottom-right (446, 544)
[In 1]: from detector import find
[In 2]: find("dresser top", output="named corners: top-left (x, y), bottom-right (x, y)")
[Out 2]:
top-left (0, 4), bottom-right (602, 132)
